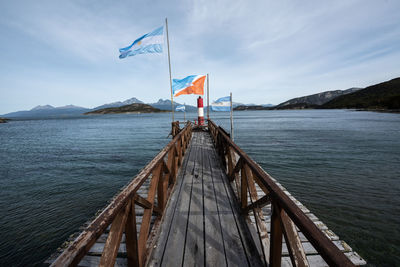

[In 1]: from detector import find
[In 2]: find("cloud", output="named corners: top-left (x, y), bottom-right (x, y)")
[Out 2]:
top-left (1, 0), bottom-right (400, 113)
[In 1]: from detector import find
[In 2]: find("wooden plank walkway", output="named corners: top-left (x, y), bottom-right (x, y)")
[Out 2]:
top-left (47, 127), bottom-right (366, 266)
top-left (148, 131), bottom-right (263, 266)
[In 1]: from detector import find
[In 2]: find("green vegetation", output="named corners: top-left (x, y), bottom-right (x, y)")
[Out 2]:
top-left (84, 103), bottom-right (167, 115)
top-left (322, 78), bottom-right (400, 110)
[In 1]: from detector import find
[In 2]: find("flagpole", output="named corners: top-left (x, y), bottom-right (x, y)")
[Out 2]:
top-left (184, 103), bottom-right (186, 122)
top-left (230, 92), bottom-right (234, 141)
top-left (165, 18), bottom-right (174, 122)
top-left (207, 73), bottom-right (210, 121)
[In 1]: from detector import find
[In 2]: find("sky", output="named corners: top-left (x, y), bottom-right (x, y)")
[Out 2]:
top-left (1, 0), bottom-right (400, 114)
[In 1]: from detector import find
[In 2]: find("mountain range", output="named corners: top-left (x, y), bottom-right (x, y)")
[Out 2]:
top-left (235, 77), bottom-right (399, 111)
top-left (1, 97), bottom-right (259, 118)
top-left (274, 87), bottom-right (361, 109)
top-left (1, 99), bottom-right (194, 118)
top-left (321, 77), bottom-right (400, 110)
top-left (3, 77), bottom-right (399, 118)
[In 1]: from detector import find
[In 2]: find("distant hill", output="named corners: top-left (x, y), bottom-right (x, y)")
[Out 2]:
top-left (31, 105), bottom-right (55, 111)
top-left (0, 117), bottom-right (9, 123)
top-left (275, 88), bottom-right (361, 109)
top-left (85, 103), bottom-right (166, 115)
top-left (2, 96), bottom-right (272, 118)
top-left (93, 97), bottom-right (144, 110)
top-left (149, 99), bottom-right (197, 111)
top-left (321, 78), bottom-right (400, 110)
top-left (3, 105), bottom-right (90, 118)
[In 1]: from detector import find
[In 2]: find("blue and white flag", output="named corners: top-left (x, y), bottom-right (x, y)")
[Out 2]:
top-left (119, 26), bottom-right (163, 59)
top-left (176, 105), bottom-right (185, 112)
top-left (211, 96), bottom-right (231, 111)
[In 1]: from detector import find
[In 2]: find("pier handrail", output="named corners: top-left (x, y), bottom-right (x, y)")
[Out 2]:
top-left (208, 119), bottom-right (355, 267)
top-left (51, 122), bottom-right (193, 267)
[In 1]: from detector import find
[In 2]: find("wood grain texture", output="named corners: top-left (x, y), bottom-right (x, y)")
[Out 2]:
top-left (99, 202), bottom-right (130, 267)
top-left (148, 132), bottom-right (263, 267)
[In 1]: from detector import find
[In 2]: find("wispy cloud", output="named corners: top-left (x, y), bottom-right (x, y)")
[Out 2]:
top-left (0, 0), bottom-right (400, 113)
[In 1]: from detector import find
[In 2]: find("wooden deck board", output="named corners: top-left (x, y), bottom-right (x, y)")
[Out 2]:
top-left (159, 134), bottom-right (199, 267)
top-left (49, 127), bottom-right (366, 267)
top-left (203, 140), bottom-right (226, 266)
top-left (206, 135), bottom-right (264, 267)
top-left (148, 131), bottom-right (263, 267)
top-left (183, 133), bottom-right (205, 266)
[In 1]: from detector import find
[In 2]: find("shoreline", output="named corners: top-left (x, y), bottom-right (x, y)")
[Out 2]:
top-left (0, 117), bottom-right (9, 123)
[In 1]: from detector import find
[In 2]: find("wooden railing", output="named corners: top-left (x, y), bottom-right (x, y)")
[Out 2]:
top-left (208, 119), bottom-right (355, 267)
top-left (51, 122), bottom-right (193, 267)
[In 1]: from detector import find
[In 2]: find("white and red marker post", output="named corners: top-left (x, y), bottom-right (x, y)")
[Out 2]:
top-left (197, 96), bottom-right (205, 126)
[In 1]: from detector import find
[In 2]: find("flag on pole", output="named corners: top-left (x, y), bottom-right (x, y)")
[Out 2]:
top-left (119, 26), bottom-right (164, 59)
top-left (172, 75), bottom-right (206, 97)
top-left (211, 96), bottom-right (231, 111)
top-left (176, 105), bottom-right (185, 112)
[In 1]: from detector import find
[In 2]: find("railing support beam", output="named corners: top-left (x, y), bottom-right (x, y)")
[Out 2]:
top-left (270, 203), bottom-right (283, 267)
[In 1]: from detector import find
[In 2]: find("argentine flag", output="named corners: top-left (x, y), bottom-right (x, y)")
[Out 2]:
top-left (176, 105), bottom-right (185, 112)
top-left (211, 96), bottom-right (231, 111)
top-left (119, 26), bottom-right (163, 59)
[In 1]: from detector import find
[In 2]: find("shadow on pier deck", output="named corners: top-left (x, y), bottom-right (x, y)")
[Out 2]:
top-left (48, 121), bottom-right (366, 267)
top-left (148, 131), bottom-right (262, 266)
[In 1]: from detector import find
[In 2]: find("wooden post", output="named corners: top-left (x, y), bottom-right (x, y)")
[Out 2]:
top-left (99, 202), bottom-right (131, 267)
top-left (125, 200), bottom-right (139, 267)
top-left (177, 139), bottom-right (182, 166)
top-left (245, 167), bottom-right (270, 264)
top-left (270, 203), bottom-right (283, 267)
top-left (137, 164), bottom-right (161, 266)
top-left (226, 146), bottom-right (234, 178)
top-left (157, 162), bottom-right (166, 212)
top-left (281, 211), bottom-right (309, 267)
top-left (240, 164), bottom-right (248, 209)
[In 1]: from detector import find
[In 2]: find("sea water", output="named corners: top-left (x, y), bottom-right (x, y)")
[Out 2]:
top-left (0, 110), bottom-right (399, 266)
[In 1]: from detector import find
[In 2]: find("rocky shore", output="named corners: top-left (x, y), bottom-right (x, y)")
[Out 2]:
top-left (0, 117), bottom-right (9, 123)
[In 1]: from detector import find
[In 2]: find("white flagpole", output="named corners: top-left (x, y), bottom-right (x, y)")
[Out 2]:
top-left (184, 103), bottom-right (186, 122)
top-left (165, 18), bottom-right (174, 122)
top-left (230, 92), bottom-right (234, 141)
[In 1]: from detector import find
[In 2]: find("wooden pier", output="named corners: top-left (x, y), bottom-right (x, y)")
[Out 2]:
top-left (48, 121), bottom-right (366, 267)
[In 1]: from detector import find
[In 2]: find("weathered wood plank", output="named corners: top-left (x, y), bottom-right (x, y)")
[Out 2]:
top-left (78, 255), bottom-right (127, 267)
top-left (243, 194), bottom-right (271, 215)
top-left (281, 210), bottom-right (309, 267)
top-left (99, 202), bottom-right (130, 267)
top-left (125, 199), bottom-right (139, 267)
top-left (240, 164), bottom-right (248, 209)
top-left (158, 134), bottom-right (199, 266)
top-left (270, 203), bottom-right (283, 266)
top-left (51, 124), bottom-right (193, 267)
top-left (183, 133), bottom-right (205, 266)
top-left (207, 134), bottom-right (263, 267)
top-left (146, 135), bottom-right (195, 266)
top-left (245, 164), bottom-right (270, 264)
top-left (137, 164), bottom-right (161, 266)
top-left (203, 142), bottom-right (226, 266)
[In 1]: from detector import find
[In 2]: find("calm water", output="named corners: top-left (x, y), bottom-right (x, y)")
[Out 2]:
top-left (0, 110), bottom-right (399, 266)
